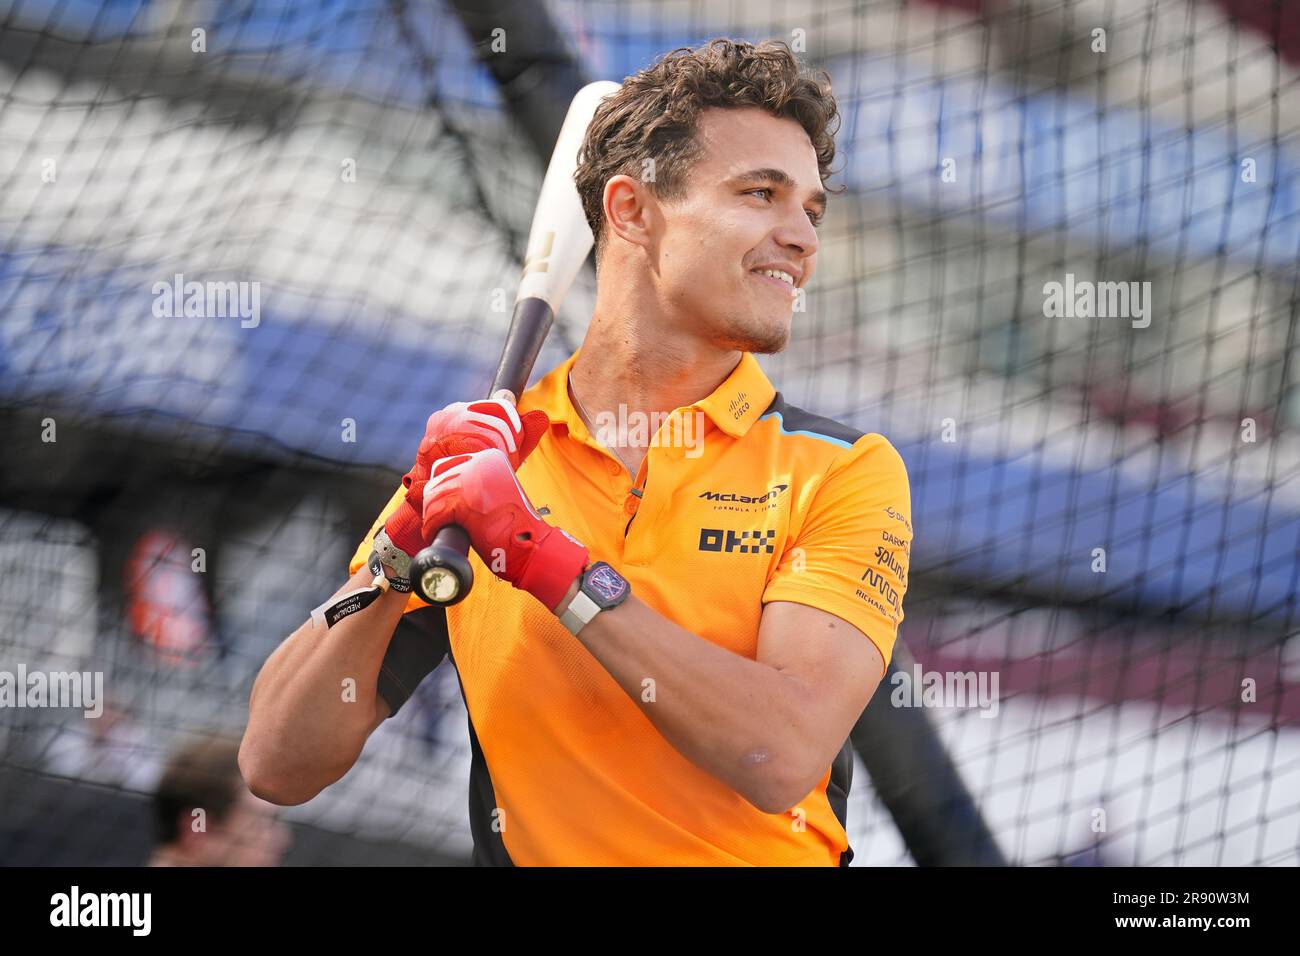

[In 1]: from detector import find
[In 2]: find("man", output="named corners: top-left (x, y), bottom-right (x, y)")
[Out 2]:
top-left (150, 735), bottom-right (290, 866)
top-left (241, 38), bottom-right (912, 866)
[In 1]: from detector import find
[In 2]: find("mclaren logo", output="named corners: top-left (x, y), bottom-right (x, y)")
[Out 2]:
top-left (698, 483), bottom-right (788, 505)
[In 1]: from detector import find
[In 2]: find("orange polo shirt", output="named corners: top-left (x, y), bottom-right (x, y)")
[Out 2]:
top-left (349, 347), bottom-right (912, 866)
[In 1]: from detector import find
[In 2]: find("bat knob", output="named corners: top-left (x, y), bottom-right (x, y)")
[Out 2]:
top-left (411, 525), bottom-right (474, 606)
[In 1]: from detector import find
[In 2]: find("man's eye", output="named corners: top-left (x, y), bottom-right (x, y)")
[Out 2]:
top-left (749, 187), bottom-right (822, 227)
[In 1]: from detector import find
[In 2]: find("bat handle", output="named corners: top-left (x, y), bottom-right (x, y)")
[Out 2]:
top-left (410, 525), bottom-right (474, 605)
top-left (408, 389), bottom-right (523, 605)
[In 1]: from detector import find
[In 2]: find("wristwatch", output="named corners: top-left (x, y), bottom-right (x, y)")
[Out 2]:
top-left (557, 561), bottom-right (631, 635)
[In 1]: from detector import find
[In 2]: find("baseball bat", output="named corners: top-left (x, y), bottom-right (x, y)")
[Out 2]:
top-left (410, 80), bottom-right (620, 606)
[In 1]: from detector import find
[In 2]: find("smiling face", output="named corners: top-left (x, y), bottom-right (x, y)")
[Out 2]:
top-left (648, 106), bottom-right (825, 354)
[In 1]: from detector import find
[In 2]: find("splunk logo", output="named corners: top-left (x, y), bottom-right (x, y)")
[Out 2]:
top-left (698, 528), bottom-right (776, 554)
top-left (50, 886), bottom-right (151, 936)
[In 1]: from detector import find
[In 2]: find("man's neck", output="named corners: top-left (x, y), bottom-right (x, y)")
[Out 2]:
top-left (570, 307), bottom-right (743, 420)
top-left (569, 315), bottom-right (742, 474)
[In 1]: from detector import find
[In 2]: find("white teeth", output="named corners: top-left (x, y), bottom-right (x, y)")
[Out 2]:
top-left (754, 268), bottom-right (795, 286)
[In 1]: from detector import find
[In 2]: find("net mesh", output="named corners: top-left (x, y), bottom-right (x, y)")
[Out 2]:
top-left (1, 0), bottom-right (1297, 866)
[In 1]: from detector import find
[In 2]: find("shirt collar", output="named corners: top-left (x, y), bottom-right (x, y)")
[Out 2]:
top-left (689, 351), bottom-right (775, 439)
top-left (520, 347), bottom-right (776, 442)
top-left (519, 346), bottom-right (588, 440)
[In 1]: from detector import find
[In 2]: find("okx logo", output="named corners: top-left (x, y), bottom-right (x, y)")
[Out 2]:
top-left (699, 528), bottom-right (776, 554)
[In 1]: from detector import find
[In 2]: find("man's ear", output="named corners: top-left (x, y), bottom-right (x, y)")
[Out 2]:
top-left (602, 174), bottom-right (657, 252)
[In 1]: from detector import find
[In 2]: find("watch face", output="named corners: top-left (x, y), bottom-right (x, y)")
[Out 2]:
top-left (586, 563), bottom-right (629, 604)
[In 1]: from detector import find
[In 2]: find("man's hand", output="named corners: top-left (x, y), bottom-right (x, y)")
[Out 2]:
top-left (383, 398), bottom-right (549, 561)
top-left (403, 398), bottom-right (548, 487)
top-left (417, 449), bottom-right (588, 611)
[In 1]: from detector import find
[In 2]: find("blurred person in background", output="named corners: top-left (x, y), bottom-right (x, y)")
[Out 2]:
top-left (148, 734), bottom-right (290, 867)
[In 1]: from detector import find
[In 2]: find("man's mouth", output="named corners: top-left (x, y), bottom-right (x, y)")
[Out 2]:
top-left (750, 268), bottom-right (797, 296)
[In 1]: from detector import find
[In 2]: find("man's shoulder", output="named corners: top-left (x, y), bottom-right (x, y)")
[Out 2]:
top-left (757, 392), bottom-right (866, 449)
top-left (755, 392), bottom-right (907, 487)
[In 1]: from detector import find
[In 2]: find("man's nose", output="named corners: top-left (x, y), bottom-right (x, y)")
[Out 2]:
top-left (777, 212), bottom-right (819, 259)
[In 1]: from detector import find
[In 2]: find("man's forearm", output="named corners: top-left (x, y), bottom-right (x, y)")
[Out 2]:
top-left (241, 565), bottom-right (407, 804)
top-left (416, 445), bottom-right (821, 813)
top-left (569, 589), bottom-right (816, 813)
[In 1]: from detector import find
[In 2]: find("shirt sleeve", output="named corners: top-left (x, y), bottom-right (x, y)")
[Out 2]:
top-left (378, 607), bottom-right (450, 718)
top-left (350, 483), bottom-right (447, 718)
top-left (761, 433), bottom-right (912, 669)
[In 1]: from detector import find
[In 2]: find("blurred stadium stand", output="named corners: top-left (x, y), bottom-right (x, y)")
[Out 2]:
top-left (1, 0), bottom-right (1298, 865)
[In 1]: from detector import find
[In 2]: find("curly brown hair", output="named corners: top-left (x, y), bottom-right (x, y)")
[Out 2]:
top-left (574, 38), bottom-right (841, 262)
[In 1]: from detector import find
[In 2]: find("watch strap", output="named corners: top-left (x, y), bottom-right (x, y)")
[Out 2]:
top-left (558, 589), bottom-right (602, 636)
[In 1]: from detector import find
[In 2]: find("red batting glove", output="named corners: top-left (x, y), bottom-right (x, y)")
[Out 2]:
top-left (403, 398), bottom-right (549, 487)
top-left (417, 449), bottom-right (589, 611)
top-left (384, 399), bottom-right (549, 560)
